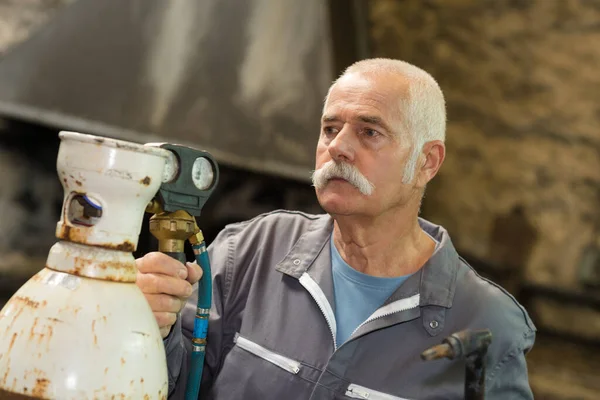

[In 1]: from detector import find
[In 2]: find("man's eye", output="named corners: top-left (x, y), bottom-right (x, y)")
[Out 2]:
top-left (323, 127), bottom-right (338, 136)
top-left (364, 129), bottom-right (381, 138)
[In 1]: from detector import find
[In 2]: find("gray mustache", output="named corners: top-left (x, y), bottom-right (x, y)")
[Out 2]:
top-left (311, 161), bottom-right (375, 196)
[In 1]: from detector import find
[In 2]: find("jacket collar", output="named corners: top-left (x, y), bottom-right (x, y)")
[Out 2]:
top-left (413, 218), bottom-right (459, 308)
top-left (275, 214), bottom-right (333, 278)
top-left (275, 214), bottom-right (459, 308)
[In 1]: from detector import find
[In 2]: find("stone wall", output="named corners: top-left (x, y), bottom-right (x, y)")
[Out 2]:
top-left (368, 0), bottom-right (600, 303)
top-left (367, 0), bottom-right (600, 397)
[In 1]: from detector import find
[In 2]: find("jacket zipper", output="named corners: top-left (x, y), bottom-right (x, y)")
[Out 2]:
top-left (299, 272), bottom-right (337, 349)
top-left (234, 333), bottom-right (301, 374)
top-left (351, 294), bottom-right (420, 337)
top-left (346, 383), bottom-right (412, 400)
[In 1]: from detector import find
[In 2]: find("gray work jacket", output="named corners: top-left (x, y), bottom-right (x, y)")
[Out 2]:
top-left (165, 211), bottom-right (536, 399)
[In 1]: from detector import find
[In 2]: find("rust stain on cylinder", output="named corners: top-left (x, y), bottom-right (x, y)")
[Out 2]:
top-left (28, 318), bottom-right (39, 342)
top-left (72, 256), bottom-right (136, 276)
top-left (75, 180), bottom-right (83, 186)
top-left (8, 307), bottom-right (25, 328)
top-left (7, 333), bottom-right (17, 353)
top-left (47, 254), bottom-right (137, 283)
top-left (92, 320), bottom-right (98, 346)
top-left (1, 364), bottom-right (9, 386)
top-left (120, 358), bottom-right (126, 366)
top-left (112, 241), bottom-right (135, 252)
top-left (140, 176), bottom-right (151, 186)
top-left (57, 224), bottom-right (136, 253)
top-left (31, 378), bottom-right (49, 398)
top-left (46, 325), bottom-right (54, 344)
top-left (13, 296), bottom-right (40, 309)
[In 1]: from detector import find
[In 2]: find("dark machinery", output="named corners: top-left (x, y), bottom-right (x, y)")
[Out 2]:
top-left (422, 329), bottom-right (493, 400)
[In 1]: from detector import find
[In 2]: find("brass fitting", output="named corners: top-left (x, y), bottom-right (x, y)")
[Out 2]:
top-left (145, 199), bottom-right (164, 215)
top-left (188, 225), bottom-right (204, 246)
top-left (149, 209), bottom-right (196, 253)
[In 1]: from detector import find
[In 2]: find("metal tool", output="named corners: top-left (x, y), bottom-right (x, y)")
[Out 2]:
top-left (144, 143), bottom-right (219, 400)
top-left (421, 329), bottom-right (493, 400)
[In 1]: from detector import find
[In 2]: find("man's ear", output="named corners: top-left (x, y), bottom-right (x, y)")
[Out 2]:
top-left (415, 140), bottom-right (445, 188)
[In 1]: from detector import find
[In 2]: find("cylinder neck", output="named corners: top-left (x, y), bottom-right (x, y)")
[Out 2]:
top-left (54, 131), bottom-right (171, 253)
top-left (45, 241), bottom-right (137, 283)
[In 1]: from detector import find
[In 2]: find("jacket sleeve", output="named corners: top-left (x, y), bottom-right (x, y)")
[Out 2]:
top-left (165, 226), bottom-right (235, 399)
top-left (485, 329), bottom-right (536, 399)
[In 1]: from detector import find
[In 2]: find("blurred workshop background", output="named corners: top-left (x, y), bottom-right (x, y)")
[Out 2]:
top-left (0, 1), bottom-right (598, 398)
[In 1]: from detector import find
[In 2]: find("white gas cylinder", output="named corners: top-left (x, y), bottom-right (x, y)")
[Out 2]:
top-left (0, 131), bottom-right (173, 399)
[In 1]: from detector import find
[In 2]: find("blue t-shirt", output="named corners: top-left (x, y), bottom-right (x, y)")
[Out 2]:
top-left (330, 237), bottom-right (411, 345)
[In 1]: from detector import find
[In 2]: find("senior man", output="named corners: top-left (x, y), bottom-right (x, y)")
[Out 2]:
top-left (136, 58), bottom-right (536, 399)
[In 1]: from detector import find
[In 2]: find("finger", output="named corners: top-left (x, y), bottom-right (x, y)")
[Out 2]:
top-left (144, 293), bottom-right (183, 313)
top-left (160, 326), bottom-right (171, 339)
top-left (137, 272), bottom-right (193, 297)
top-left (185, 262), bottom-right (203, 285)
top-left (154, 311), bottom-right (177, 329)
top-left (136, 252), bottom-right (188, 279)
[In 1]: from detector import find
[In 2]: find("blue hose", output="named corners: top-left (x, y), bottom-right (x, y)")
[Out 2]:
top-left (184, 240), bottom-right (212, 400)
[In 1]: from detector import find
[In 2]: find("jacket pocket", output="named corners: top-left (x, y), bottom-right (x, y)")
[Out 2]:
top-left (234, 333), bottom-right (301, 374)
top-left (346, 383), bottom-right (412, 400)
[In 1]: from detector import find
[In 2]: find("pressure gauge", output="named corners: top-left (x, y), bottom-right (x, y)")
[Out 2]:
top-left (192, 157), bottom-right (215, 190)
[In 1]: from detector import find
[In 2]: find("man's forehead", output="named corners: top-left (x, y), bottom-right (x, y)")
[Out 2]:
top-left (323, 73), bottom-right (407, 125)
top-left (326, 73), bottom-right (408, 110)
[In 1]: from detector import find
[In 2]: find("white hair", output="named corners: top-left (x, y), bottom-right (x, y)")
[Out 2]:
top-left (324, 58), bottom-right (446, 183)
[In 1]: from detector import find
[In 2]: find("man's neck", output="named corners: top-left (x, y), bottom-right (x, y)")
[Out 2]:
top-left (331, 207), bottom-right (436, 278)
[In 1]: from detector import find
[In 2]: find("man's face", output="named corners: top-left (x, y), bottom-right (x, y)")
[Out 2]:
top-left (314, 72), bottom-right (420, 217)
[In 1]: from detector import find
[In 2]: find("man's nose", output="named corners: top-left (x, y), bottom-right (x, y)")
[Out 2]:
top-left (328, 127), bottom-right (355, 163)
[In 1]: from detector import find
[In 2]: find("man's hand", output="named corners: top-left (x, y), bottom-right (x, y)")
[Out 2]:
top-left (135, 252), bottom-right (203, 338)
